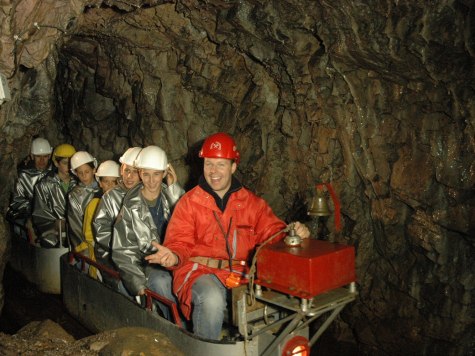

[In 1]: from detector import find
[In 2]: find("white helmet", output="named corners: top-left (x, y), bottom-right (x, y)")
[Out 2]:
top-left (31, 138), bottom-right (52, 155)
top-left (70, 151), bottom-right (98, 172)
top-left (119, 147), bottom-right (142, 166)
top-left (134, 145), bottom-right (168, 172)
top-left (95, 160), bottom-right (120, 178)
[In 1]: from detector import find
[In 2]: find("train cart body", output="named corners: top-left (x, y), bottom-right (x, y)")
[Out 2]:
top-left (61, 238), bottom-right (357, 355)
top-left (9, 236), bottom-right (67, 294)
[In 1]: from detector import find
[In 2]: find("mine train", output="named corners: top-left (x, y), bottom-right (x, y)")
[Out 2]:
top-left (10, 232), bottom-right (357, 356)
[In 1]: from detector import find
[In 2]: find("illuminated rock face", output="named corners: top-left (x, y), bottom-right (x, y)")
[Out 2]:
top-left (0, 1), bottom-right (473, 354)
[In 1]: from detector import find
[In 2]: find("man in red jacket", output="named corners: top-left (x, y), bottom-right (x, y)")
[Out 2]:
top-left (146, 132), bottom-right (310, 340)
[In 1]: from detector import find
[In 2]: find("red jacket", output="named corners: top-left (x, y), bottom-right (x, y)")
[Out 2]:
top-left (164, 184), bottom-right (286, 319)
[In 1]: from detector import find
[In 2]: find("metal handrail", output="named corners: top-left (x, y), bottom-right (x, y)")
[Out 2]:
top-left (69, 251), bottom-right (120, 279)
top-left (144, 289), bottom-right (182, 328)
top-left (69, 251), bottom-right (182, 327)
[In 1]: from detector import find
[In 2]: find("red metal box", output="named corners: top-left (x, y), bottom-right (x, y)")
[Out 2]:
top-left (256, 239), bottom-right (356, 298)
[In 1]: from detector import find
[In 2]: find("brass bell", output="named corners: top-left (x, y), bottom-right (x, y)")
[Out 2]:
top-left (307, 187), bottom-right (331, 216)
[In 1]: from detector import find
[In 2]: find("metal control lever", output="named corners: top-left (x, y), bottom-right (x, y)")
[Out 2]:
top-left (284, 223), bottom-right (302, 246)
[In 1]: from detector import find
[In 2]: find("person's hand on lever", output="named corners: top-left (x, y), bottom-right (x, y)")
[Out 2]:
top-left (293, 221), bottom-right (310, 239)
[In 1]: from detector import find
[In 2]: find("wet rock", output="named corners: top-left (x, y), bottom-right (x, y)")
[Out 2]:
top-left (96, 327), bottom-right (183, 355)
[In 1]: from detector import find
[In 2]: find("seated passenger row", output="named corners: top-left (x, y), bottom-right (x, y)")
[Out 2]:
top-left (8, 141), bottom-right (77, 246)
top-left (7, 139), bottom-right (182, 322)
top-left (92, 145), bottom-right (184, 322)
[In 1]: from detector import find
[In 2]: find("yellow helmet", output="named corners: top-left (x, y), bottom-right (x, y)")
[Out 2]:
top-left (53, 144), bottom-right (76, 160)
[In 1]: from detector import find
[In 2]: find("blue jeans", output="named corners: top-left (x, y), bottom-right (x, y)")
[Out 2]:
top-left (117, 279), bottom-right (134, 300)
top-left (147, 267), bottom-right (179, 321)
top-left (191, 274), bottom-right (227, 340)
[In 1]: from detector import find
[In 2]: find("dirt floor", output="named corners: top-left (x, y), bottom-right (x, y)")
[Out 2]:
top-left (0, 264), bottom-right (91, 338)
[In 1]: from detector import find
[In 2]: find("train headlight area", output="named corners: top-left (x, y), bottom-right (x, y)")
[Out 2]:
top-left (281, 335), bottom-right (310, 356)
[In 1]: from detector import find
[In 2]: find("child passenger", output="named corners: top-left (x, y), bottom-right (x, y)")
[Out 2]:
top-left (93, 147), bottom-right (142, 292)
top-left (112, 145), bottom-right (184, 320)
top-left (67, 151), bottom-right (100, 253)
top-left (82, 160), bottom-right (120, 278)
top-left (32, 143), bottom-right (77, 248)
top-left (7, 137), bottom-right (53, 242)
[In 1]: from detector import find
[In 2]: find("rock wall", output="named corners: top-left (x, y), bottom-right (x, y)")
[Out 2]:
top-left (1, 0), bottom-right (474, 354)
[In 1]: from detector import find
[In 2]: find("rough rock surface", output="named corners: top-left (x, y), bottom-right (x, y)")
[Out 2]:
top-left (0, 320), bottom-right (182, 355)
top-left (0, 1), bottom-right (474, 355)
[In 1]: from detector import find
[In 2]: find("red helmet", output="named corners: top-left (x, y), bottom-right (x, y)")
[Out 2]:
top-left (199, 132), bottom-right (240, 164)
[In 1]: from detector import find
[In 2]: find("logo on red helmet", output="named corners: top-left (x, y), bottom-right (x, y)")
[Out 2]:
top-left (210, 142), bottom-right (222, 150)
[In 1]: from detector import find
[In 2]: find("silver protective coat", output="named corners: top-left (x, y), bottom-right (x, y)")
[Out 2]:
top-left (32, 171), bottom-right (77, 244)
top-left (7, 164), bottom-right (52, 221)
top-left (93, 182), bottom-right (128, 266)
top-left (68, 182), bottom-right (100, 250)
top-left (112, 182), bottom-right (184, 295)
